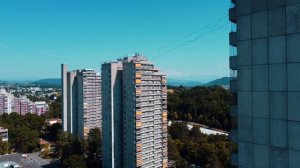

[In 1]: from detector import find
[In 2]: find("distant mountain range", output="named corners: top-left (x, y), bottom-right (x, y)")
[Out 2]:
top-left (204, 77), bottom-right (230, 87)
top-left (0, 77), bottom-right (230, 87)
top-left (31, 79), bottom-right (61, 87)
top-left (168, 77), bottom-right (230, 87)
top-left (168, 78), bottom-right (203, 87)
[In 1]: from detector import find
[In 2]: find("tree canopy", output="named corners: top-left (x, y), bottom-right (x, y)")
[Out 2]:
top-left (168, 122), bottom-right (230, 168)
top-left (168, 86), bottom-right (231, 131)
top-left (0, 113), bottom-right (45, 153)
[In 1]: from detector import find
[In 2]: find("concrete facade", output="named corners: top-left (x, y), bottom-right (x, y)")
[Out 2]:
top-left (229, 0), bottom-right (300, 167)
top-left (102, 61), bottom-right (124, 168)
top-left (102, 54), bottom-right (168, 168)
top-left (13, 97), bottom-right (31, 115)
top-left (0, 89), bottom-right (13, 115)
top-left (61, 65), bottom-right (101, 138)
top-left (0, 127), bottom-right (8, 142)
top-left (0, 88), bottom-right (48, 116)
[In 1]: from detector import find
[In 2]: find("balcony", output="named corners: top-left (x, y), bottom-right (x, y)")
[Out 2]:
top-left (230, 78), bottom-right (237, 93)
top-left (229, 7), bottom-right (237, 23)
top-left (229, 32), bottom-right (237, 47)
top-left (229, 56), bottom-right (237, 70)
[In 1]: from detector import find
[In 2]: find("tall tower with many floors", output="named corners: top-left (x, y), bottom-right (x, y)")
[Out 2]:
top-left (61, 64), bottom-right (101, 137)
top-left (102, 54), bottom-right (168, 168)
top-left (229, 0), bottom-right (300, 167)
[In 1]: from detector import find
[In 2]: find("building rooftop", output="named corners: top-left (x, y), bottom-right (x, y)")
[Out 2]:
top-left (0, 161), bottom-right (20, 168)
top-left (0, 127), bottom-right (8, 131)
top-left (34, 101), bottom-right (47, 105)
top-left (0, 154), bottom-right (41, 168)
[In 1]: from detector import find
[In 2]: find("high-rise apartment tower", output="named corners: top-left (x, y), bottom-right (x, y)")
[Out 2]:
top-left (61, 64), bottom-right (102, 137)
top-left (229, 0), bottom-right (300, 167)
top-left (102, 54), bottom-right (168, 168)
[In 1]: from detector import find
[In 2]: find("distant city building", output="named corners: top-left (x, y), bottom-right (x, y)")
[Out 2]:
top-left (229, 0), bottom-right (300, 168)
top-left (0, 127), bottom-right (8, 142)
top-left (0, 88), bottom-right (48, 116)
top-left (102, 54), bottom-right (168, 168)
top-left (61, 64), bottom-right (102, 138)
top-left (13, 97), bottom-right (31, 115)
top-left (14, 98), bottom-right (48, 116)
top-left (31, 101), bottom-right (48, 116)
top-left (0, 89), bottom-right (14, 115)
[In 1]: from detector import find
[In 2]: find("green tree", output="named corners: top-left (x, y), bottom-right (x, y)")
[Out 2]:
top-left (175, 157), bottom-right (188, 168)
top-left (169, 122), bottom-right (189, 142)
top-left (187, 113), bottom-right (192, 122)
top-left (167, 86), bottom-right (231, 130)
top-left (55, 131), bottom-right (72, 159)
top-left (0, 140), bottom-right (8, 155)
top-left (173, 112), bottom-right (178, 120)
top-left (9, 126), bottom-right (39, 153)
top-left (44, 123), bottom-right (62, 141)
top-left (86, 128), bottom-right (102, 168)
top-left (168, 138), bottom-right (180, 161)
top-left (190, 126), bottom-right (202, 142)
top-left (168, 121), bottom-right (230, 168)
top-left (62, 155), bottom-right (86, 168)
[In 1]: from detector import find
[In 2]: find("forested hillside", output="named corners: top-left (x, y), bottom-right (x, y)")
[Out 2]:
top-left (168, 86), bottom-right (232, 131)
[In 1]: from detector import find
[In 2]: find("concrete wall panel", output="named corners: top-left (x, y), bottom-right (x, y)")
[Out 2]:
top-left (270, 92), bottom-right (287, 120)
top-left (269, 64), bottom-right (287, 91)
top-left (253, 92), bottom-right (269, 118)
top-left (270, 119), bottom-right (288, 148)
top-left (269, 8), bottom-right (286, 36)
top-left (252, 39), bottom-right (268, 65)
top-left (252, 12), bottom-right (268, 38)
top-left (253, 118), bottom-right (269, 145)
top-left (253, 65), bottom-right (269, 91)
top-left (269, 36), bottom-right (286, 64)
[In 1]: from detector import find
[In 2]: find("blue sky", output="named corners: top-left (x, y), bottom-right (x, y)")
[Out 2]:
top-left (0, 0), bottom-right (230, 82)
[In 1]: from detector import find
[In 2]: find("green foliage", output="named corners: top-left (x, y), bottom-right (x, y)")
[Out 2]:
top-left (169, 122), bottom-right (190, 142)
top-left (40, 143), bottom-right (51, 159)
top-left (168, 86), bottom-right (231, 130)
top-left (86, 128), bottom-right (102, 168)
top-left (0, 113), bottom-right (45, 132)
top-left (44, 96), bottom-right (62, 119)
top-left (55, 131), bottom-right (73, 159)
top-left (175, 157), bottom-right (189, 168)
top-left (43, 123), bottom-right (62, 142)
top-left (62, 155), bottom-right (86, 168)
top-left (0, 113), bottom-right (44, 153)
top-left (168, 122), bottom-right (230, 168)
top-left (0, 140), bottom-right (9, 155)
top-left (55, 128), bottom-right (102, 168)
top-left (27, 95), bottom-right (49, 103)
top-left (9, 126), bottom-right (39, 153)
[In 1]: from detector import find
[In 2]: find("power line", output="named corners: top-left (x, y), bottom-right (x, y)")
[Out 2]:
top-left (144, 15), bottom-right (228, 57)
top-left (150, 20), bottom-right (229, 60)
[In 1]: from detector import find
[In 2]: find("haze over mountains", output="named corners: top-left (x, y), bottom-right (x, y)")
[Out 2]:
top-left (0, 77), bottom-right (230, 87)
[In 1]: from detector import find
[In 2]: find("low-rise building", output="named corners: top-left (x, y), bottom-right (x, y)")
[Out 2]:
top-left (31, 101), bottom-right (48, 116)
top-left (45, 118), bottom-right (62, 126)
top-left (0, 127), bottom-right (8, 142)
top-left (0, 161), bottom-right (20, 168)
